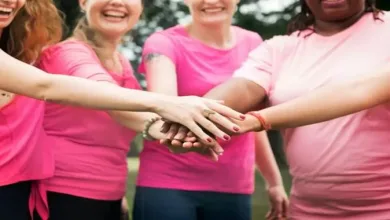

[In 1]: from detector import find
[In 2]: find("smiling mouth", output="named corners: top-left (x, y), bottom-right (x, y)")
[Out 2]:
top-left (202, 8), bottom-right (225, 13)
top-left (0, 6), bottom-right (13, 17)
top-left (102, 11), bottom-right (128, 19)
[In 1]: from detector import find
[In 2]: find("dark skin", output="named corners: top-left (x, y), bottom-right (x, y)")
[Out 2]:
top-left (162, 0), bottom-right (368, 149)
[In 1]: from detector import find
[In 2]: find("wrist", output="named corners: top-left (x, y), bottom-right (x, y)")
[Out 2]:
top-left (244, 114), bottom-right (263, 132)
top-left (246, 111), bottom-right (271, 131)
top-left (148, 120), bottom-right (165, 140)
top-left (142, 117), bottom-right (162, 140)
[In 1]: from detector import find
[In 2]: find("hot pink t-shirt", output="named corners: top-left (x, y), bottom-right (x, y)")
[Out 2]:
top-left (0, 89), bottom-right (53, 219)
top-left (234, 12), bottom-right (390, 219)
top-left (38, 40), bottom-right (140, 200)
top-left (137, 25), bottom-right (263, 194)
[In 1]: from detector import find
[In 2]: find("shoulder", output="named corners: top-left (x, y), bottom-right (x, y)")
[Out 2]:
top-left (40, 40), bottom-right (96, 61)
top-left (144, 25), bottom-right (185, 46)
top-left (233, 26), bottom-right (263, 42)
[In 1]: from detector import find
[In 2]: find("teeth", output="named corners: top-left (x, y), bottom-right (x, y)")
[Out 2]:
top-left (103, 11), bottom-right (126, 18)
top-left (0, 7), bottom-right (13, 13)
top-left (204, 8), bottom-right (223, 13)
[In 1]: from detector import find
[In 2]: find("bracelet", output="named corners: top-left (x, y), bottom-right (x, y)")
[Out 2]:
top-left (142, 117), bottom-right (161, 141)
top-left (247, 111), bottom-right (271, 131)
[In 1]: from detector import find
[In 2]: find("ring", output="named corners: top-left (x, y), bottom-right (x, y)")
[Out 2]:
top-left (202, 109), bottom-right (216, 119)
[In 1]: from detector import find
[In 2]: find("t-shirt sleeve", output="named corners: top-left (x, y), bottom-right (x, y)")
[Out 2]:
top-left (38, 41), bottom-right (115, 83)
top-left (138, 32), bottom-right (177, 74)
top-left (249, 32), bottom-right (264, 51)
top-left (233, 40), bottom-right (275, 95)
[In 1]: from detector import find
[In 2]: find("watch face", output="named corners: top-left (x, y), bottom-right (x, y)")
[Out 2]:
top-left (0, 90), bottom-right (15, 109)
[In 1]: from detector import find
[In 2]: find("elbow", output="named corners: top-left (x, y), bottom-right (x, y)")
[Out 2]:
top-left (34, 74), bottom-right (57, 102)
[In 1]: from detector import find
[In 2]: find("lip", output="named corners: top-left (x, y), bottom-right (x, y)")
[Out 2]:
top-left (321, 0), bottom-right (346, 7)
top-left (201, 7), bottom-right (225, 12)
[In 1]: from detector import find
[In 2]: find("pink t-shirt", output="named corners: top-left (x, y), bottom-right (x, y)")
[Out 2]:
top-left (234, 12), bottom-right (390, 219)
top-left (37, 40), bottom-right (140, 200)
top-left (0, 81), bottom-right (53, 219)
top-left (137, 25), bottom-right (263, 194)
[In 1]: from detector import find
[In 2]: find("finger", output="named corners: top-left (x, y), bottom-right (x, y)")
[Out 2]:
top-left (205, 99), bottom-right (246, 121)
top-left (173, 126), bottom-right (189, 140)
top-left (211, 142), bottom-right (224, 155)
top-left (160, 139), bottom-right (170, 145)
top-left (282, 199), bottom-right (289, 217)
top-left (193, 142), bottom-right (202, 148)
top-left (183, 142), bottom-right (194, 148)
top-left (208, 112), bottom-right (241, 134)
top-left (275, 200), bottom-right (283, 219)
top-left (160, 121), bottom-right (172, 133)
top-left (167, 124), bottom-right (180, 140)
top-left (193, 114), bottom-right (230, 141)
top-left (187, 131), bottom-right (195, 137)
top-left (182, 120), bottom-right (215, 145)
top-left (183, 136), bottom-right (197, 142)
top-left (171, 139), bottom-right (184, 147)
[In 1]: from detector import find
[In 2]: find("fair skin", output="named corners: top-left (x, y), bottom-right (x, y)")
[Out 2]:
top-left (144, 0), bottom-right (288, 217)
top-left (0, 0), bottom-right (244, 146)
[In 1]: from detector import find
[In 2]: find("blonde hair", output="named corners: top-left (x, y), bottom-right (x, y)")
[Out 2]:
top-left (72, 15), bottom-right (109, 63)
top-left (1, 0), bottom-right (63, 63)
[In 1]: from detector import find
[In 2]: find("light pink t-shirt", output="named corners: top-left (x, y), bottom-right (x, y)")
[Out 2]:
top-left (234, 12), bottom-right (390, 219)
top-left (137, 25), bottom-right (262, 194)
top-left (38, 40), bottom-right (140, 200)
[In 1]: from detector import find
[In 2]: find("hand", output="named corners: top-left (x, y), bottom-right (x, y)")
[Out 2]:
top-left (160, 131), bottom-right (222, 161)
top-left (153, 96), bottom-right (244, 144)
top-left (121, 197), bottom-right (129, 220)
top-left (265, 185), bottom-right (289, 220)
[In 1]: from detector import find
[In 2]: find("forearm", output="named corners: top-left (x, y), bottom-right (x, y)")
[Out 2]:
top-left (0, 51), bottom-right (162, 112)
top-left (254, 132), bottom-right (283, 189)
top-left (109, 111), bottom-right (166, 140)
top-left (259, 69), bottom-right (390, 129)
top-left (205, 78), bottom-right (267, 113)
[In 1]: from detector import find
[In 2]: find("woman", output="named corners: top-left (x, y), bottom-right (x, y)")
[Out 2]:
top-left (133, 0), bottom-right (288, 220)
top-left (0, 1), bottom-right (242, 219)
top-left (167, 0), bottom-right (390, 219)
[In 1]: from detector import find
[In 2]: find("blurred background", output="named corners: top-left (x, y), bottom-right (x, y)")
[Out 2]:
top-left (53, 0), bottom-right (390, 219)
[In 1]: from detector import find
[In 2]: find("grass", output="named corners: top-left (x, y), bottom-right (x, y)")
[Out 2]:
top-left (125, 158), bottom-right (292, 220)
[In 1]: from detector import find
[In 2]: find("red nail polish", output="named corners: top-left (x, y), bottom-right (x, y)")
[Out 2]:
top-left (223, 135), bottom-right (230, 141)
top-left (240, 115), bottom-right (246, 120)
top-left (207, 138), bottom-right (213, 143)
top-left (233, 127), bottom-right (240, 132)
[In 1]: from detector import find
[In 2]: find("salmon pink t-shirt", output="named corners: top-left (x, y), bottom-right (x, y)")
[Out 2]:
top-left (234, 12), bottom-right (390, 219)
top-left (38, 40), bottom-right (140, 200)
top-left (137, 25), bottom-right (263, 194)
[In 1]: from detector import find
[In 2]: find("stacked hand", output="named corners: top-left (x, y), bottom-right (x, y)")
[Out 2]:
top-left (156, 113), bottom-right (263, 161)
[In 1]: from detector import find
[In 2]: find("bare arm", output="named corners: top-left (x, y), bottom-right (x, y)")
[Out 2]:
top-left (253, 67), bottom-right (390, 130)
top-left (0, 50), bottom-right (244, 142)
top-left (205, 78), bottom-right (267, 113)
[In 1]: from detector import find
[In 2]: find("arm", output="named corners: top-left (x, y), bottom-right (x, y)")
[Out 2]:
top-left (254, 132), bottom-right (283, 189)
top-left (0, 49), bottom-right (243, 142)
top-left (252, 67), bottom-right (390, 130)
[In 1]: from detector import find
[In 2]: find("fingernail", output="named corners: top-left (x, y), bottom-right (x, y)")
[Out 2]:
top-left (240, 115), bottom-right (246, 120)
top-left (207, 138), bottom-right (213, 143)
top-left (233, 126), bottom-right (240, 132)
top-left (223, 135), bottom-right (230, 141)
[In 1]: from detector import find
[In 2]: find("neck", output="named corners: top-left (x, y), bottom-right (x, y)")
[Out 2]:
top-left (187, 21), bottom-right (233, 49)
top-left (314, 10), bottom-right (366, 36)
top-left (99, 34), bottom-right (121, 58)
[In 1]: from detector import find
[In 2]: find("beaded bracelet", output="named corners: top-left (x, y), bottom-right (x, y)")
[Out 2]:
top-left (142, 117), bottom-right (161, 141)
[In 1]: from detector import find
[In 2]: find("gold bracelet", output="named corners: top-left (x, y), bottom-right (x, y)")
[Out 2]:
top-left (142, 117), bottom-right (161, 141)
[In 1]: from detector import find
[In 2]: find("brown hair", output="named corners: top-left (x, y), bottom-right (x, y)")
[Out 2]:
top-left (0, 0), bottom-right (63, 64)
top-left (287, 0), bottom-right (383, 35)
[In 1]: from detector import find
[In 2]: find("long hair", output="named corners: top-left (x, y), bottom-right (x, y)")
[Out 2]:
top-left (0, 0), bottom-right (63, 64)
top-left (287, 0), bottom-right (382, 35)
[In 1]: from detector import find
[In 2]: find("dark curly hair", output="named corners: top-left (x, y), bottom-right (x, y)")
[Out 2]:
top-left (287, 0), bottom-right (383, 35)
